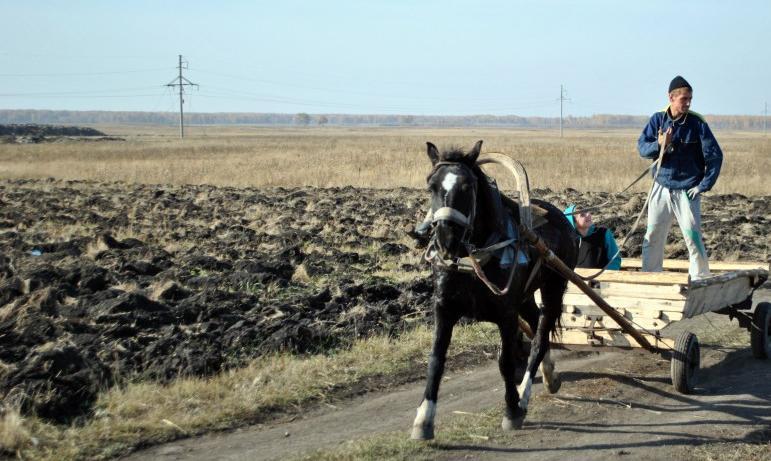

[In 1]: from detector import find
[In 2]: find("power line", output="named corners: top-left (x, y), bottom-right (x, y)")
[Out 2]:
top-left (0, 68), bottom-right (170, 77)
top-left (166, 55), bottom-right (198, 139)
top-left (0, 86), bottom-right (165, 97)
top-left (195, 90), bottom-right (557, 114)
top-left (193, 68), bottom-right (556, 105)
top-left (196, 83), bottom-right (557, 113)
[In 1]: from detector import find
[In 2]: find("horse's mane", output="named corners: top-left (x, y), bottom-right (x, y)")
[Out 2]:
top-left (472, 164), bottom-right (508, 236)
top-left (437, 147), bottom-right (468, 163)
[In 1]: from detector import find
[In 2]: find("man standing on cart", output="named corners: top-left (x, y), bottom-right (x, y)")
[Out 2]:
top-left (637, 76), bottom-right (723, 280)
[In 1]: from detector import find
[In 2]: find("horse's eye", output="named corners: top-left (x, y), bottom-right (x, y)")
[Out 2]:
top-left (460, 183), bottom-right (470, 192)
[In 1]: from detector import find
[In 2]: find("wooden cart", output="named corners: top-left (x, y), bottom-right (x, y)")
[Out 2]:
top-left (536, 259), bottom-right (770, 394)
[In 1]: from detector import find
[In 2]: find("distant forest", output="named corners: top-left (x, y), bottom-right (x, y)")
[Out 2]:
top-left (0, 109), bottom-right (766, 130)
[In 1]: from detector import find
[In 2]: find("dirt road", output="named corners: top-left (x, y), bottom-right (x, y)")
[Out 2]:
top-left (125, 290), bottom-right (771, 461)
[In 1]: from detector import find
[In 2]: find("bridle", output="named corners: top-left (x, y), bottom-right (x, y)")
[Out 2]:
top-left (422, 156), bottom-right (536, 297)
top-left (423, 161), bottom-right (479, 266)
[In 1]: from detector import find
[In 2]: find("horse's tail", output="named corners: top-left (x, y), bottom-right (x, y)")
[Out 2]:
top-left (526, 198), bottom-right (577, 343)
top-left (551, 300), bottom-right (563, 341)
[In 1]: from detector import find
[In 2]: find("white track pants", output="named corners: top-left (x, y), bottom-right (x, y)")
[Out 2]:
top-left (642, 182), bottom-right (710, 280)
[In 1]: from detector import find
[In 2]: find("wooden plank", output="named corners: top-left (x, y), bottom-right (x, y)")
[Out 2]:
top-left (683, 276), bottom-right (753, 318)
top-left (574, 268), bottom-right (688, 285)
top-left (534, 292), bottom-right (684, 321)
top-left (622, 258), bottom-right (769, 273)
top-left (565, 282), bottom-right (686, 300)
top-left (598, 282), bottom-right (686, 300)
top-left (688, 268), bottom-right (768, 289)
top-left (563, 304), bottom-right (683, 322)
top-left (559, 293), bottom-right (686, 313)
top-left (560, 312), bottom-right (672, 331)
top-left (555, 329), bottom-right (674, 349)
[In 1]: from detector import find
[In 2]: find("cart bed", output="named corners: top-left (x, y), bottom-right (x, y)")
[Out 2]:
top-left (537, 259), bottom-right (769, 349)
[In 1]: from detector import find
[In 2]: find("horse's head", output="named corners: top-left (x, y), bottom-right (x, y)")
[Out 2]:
top-left (424, 140), bottom-right (482, 260)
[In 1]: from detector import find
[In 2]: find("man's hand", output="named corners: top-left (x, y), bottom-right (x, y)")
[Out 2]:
top-left (658, 127), bottom-right (673, 150)
top-left (686, 187), bottom-right (701, 200)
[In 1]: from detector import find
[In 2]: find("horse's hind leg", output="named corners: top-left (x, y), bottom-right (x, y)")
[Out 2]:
top-left (521, 295), bottom-right (561, 395)
top-left (518, 291), bottom-right (563, 413)
top-left (498, 317), bottom-right (526, 430)
top-left (411, 314), bottom-right (456, 440)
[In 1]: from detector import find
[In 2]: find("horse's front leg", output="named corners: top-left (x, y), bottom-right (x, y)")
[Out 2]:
top-left (498, 317), bottom-right (526, 430)
top-left (411, 314), bottom-right (456, 440)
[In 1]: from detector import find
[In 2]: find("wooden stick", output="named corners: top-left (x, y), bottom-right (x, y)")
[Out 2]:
top-left (518, 225), bottom-right (656, 352)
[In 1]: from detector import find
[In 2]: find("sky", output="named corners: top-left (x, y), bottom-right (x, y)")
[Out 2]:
top-left (1, 0), bottom-right (769, 117)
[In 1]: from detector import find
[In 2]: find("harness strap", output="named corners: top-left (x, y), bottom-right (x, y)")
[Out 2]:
top-left (431, 206), bottom-right (471, 227)
top-left (522, 256), bottom-right (543, 293)
top-left (465, 242), bottom-right (520, 296)
top-left (470, 237), bottom-right (517, 255)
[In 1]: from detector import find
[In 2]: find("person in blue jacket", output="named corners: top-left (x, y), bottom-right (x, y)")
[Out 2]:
top-left (564, 204), bottom-right (621, 270)
top-left (637, 76), bottom-right (723, 280)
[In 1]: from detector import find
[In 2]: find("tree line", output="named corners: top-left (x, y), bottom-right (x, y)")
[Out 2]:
top-left (0, 109), bottom-right (766, 131)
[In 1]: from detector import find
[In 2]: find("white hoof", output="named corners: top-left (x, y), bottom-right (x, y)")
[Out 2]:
top-left (410, 424), bottom-right (435, 440)
top-left (411, 399), bottom-right (436, 440)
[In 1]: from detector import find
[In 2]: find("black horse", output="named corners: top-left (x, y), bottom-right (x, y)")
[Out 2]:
top-left (411, 140), bottom-right (578, 439)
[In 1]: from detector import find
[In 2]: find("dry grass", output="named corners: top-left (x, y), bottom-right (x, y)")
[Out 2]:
top-left (0, 408), bottom-right (36, 457)
top-left (0, 126), bottom-right (768, 195)
top-left (10, 322), bottom-right (499, 460)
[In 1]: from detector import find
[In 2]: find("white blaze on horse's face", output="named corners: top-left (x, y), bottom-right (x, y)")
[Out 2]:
top-left (441, 172), bottom-right (458, 198)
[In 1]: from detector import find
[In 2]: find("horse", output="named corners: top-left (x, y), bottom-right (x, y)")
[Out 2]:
top-left (411, 140), bottom-right (578, 440)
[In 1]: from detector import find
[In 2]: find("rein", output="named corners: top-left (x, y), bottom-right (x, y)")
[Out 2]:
top-left (465, 241), bottom-right (521, 296)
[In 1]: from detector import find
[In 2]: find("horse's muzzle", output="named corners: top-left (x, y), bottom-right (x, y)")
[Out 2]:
top-left (434, 222), bottom-right (464, 260)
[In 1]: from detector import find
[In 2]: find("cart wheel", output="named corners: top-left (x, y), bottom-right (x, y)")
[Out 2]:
top-left (750, 302), bottom-right (771, 359)
top-left (671, 331), bottom-right (700, 394)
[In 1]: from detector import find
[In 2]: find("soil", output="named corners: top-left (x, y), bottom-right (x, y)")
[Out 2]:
top-left (0, 124), bottom-right (122, 143)
top-left (0, 179), bottom-right (768, 457)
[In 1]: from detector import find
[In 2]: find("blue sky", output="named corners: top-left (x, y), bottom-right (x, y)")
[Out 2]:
top-left (1, 0), bottom-right (768, 116)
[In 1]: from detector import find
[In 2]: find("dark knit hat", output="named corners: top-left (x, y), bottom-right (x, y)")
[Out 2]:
top-left (669, 75), bottom-right (692, 93)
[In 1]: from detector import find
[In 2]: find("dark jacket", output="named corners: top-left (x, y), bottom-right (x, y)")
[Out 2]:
top-left (564, 205), bottom-right (621, 270)
top-left (576, 227), bottom-right (616, 269)
top-left (637, 108), bottom-right (723, 192)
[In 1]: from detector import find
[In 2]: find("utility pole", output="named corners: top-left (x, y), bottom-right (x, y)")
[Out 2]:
top-left (764, 101), bottom-right (768, 137)
top-left (559, 84), bottom-right (570, 138)
top-left (166, 55), bottom-right (198, 139)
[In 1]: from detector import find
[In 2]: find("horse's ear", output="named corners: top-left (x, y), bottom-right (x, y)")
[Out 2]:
top-left (467, 140), bottom-right (483, 164)
top-left (426, 142), bottom-right (440, 165)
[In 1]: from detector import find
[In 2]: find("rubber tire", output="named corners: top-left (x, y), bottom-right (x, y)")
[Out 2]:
top-left (671, 331), bottom-right (700, 394)
top-left (750, 302), bottom-right (771, 359)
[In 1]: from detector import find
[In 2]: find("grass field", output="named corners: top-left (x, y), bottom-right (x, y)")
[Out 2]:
top-left (1, 125), bottom-right (769, 195)
top-left (0, 125), bottom-right (769, 459)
